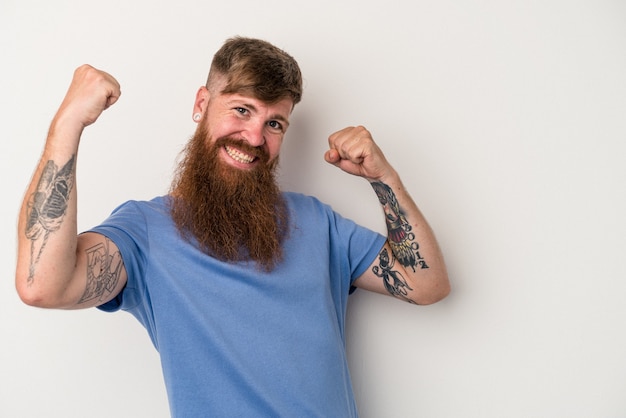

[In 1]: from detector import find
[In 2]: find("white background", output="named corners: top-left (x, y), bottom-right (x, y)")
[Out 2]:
top-left (2, 0), bottom-right (626, 417)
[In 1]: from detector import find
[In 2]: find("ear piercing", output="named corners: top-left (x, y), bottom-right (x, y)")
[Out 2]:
top-left (193, 113), bottom-right (202, 122)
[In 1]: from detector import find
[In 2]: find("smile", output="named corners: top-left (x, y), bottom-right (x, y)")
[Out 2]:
top-left (225, 146), bottom-right (255, 164)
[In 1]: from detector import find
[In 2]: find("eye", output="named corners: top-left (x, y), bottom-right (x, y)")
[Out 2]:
top-left (267, 120), bottom-right (283, 131)
top-left (234, 107), bottom-right (248, 115)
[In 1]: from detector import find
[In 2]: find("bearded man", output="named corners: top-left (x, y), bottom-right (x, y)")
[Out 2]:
top-left (16, 37), bottom-right (450, 417)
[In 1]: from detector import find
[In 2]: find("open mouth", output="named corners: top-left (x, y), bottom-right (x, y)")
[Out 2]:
top-left (225, 145), bottom-right (256, 164)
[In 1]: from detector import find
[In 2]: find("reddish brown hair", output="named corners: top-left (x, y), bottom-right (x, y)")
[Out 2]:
top-left (207, 37), bottom-right (302, 105)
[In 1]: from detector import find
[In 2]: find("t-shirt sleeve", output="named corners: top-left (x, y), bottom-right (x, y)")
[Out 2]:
top-left (86, 201), bottom-right (148, 313)
top-left (330, 208), bottom-right (387, 283)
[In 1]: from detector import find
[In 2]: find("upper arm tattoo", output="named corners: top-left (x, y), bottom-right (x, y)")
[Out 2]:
top-left (78, 237), bottom-right (124, 305)
top-left (371, 181), bottom-right (429, 271)
top-left (25, 156), bottom-right (75, 283)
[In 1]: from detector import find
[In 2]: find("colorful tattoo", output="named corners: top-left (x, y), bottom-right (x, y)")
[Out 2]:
top-left (371, 181), bottom-right (429, 271)
top-left (372, 248), bottom-right (415, 304)
top-left (79, 238), bottom-right (123, 304)
top-left (25, 156), bottom-right (76, 283)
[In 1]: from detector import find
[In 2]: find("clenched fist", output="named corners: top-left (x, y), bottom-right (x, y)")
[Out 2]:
top-left (53, 64), bottom-right (121, 133)
top-left (324, 125), bottom-right (393, 181)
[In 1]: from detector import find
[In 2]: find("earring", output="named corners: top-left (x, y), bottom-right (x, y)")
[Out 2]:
top-left (193, 113), bottom-right (202, 122)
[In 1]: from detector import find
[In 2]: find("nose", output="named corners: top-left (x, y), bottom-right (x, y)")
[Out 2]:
top-left (243, 120), bottom-right (266, 147)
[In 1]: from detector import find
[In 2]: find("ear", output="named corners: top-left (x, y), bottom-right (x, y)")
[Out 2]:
top-left (192, 86), bottom-right (210, 121)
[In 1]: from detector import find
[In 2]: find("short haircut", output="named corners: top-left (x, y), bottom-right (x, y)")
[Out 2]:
top-left (207, 36), bottom-right (302, 106)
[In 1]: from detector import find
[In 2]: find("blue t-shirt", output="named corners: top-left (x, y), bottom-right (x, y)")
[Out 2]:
top-left (92, 192), bottom-right (386, 417)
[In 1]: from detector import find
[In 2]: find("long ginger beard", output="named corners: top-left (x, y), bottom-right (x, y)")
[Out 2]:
top-left (170, 124), bottom-right (289, 271)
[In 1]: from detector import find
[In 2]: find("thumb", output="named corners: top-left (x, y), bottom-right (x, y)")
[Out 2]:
top-left (324, 149), bottom-right (340, 164)
top-left (104, 90), bottom-right (121, 110)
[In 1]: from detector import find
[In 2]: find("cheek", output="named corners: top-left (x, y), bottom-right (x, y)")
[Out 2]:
top-left (206, 115), bottom-right (241, 137)
top-left (267, 137), bottom-right (284, 160)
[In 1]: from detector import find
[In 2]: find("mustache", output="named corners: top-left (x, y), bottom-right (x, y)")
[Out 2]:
top-left (214, 137), bottom-right (270, 164)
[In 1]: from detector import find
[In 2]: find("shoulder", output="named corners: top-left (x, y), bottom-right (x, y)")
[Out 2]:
top-left (282, 191), bottom-right (378, 240)
top-left (102, 195), bottom-right (171, 224)
top-left (88, 195), bottom-right (171, 244)
top-left (110, 195), bottom-right (169, 214)
top-left (282, 191), bottom-right (332, 215)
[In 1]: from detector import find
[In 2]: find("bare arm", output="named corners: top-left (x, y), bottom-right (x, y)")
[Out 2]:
top-left (15, 65), bottom-right (127, 309)
top-left (325, 126), bottom-right (450, 305)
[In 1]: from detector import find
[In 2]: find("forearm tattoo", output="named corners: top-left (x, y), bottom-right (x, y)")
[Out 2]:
top-left (372, 248), bottom-right (416, 304)
top-left (25, 156), bottom-right (75, 283)
top-left (78, 238), bottom-right (123, 304)
top-left (371, 181), bottom-right (429, 271)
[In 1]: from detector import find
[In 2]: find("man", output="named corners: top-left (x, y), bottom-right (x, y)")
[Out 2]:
top-left (16, 37), bottom-right (450, 417)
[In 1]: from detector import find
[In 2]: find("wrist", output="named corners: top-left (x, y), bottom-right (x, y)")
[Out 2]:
top-left (48, 112), bottom-right (85, 149)
top-left (367, 168), bottom-right (401, 188)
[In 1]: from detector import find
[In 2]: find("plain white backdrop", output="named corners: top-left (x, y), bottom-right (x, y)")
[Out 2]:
top-left (2, 0), bottom-right (625, 417)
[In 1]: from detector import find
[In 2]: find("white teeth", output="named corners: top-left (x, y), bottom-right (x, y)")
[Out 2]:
top-left (225, 146), bottom-right (255, 164)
